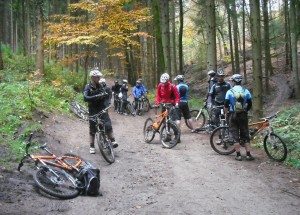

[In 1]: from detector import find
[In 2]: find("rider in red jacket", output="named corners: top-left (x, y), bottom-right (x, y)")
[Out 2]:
top-left (155, 73), bottom-right (180, 105)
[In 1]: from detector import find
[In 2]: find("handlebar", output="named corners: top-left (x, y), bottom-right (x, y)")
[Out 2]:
top-left (260, 111), bottom-right (280, 121)
top-left (88, 106), bottom-right (111, 120)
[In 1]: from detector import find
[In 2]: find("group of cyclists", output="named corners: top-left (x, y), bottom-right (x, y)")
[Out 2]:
top-left (83, 68), bottom-right (254, 161)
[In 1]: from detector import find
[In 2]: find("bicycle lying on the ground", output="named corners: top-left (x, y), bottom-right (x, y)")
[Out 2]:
top-left (132, 94), bottom-right (150, 116)
top-left (18, 134), bottom-right (92, 199)
top-left (69, 100), bottom-right (89, 121)
top-left (210, 112), bottom-right (287, 162)
top-left (117, 94), bottom-right (136, 116)
top-left (143, 103), bottom-right (180, 149)
top-left (89, 106), bottom-right (116, 164)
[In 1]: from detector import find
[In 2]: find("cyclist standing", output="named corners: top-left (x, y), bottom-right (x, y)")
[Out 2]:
top-left (155, 73), bottom-right (181, 143)
top-left (174, 75), bottom-right (195, 132)
top-left (206, 70), bottom-right (218, 107)
top-left (132, 80), bottom-right (146, 115)
top-left (209, 70), bottom-right (231, 126)
top-left (83, 69), bottom-right (118, 154)
top-left (224, 74), bottom-right (253, 161)
top-left (111, 80), bottom-right (121, 112)
top-left (120, 79), bottom-right (129, 115)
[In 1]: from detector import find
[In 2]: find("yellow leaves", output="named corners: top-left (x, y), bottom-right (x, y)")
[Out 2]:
top-left (51, 80), bottom-right (62, 87)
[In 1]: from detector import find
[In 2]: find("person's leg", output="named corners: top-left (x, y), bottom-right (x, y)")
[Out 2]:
top-left (89, 120), bottom-right (96, 154)
top-left (229, 113), bottom-right (242, 161)
top-left (102, 113), bottom-right (118, 148)
top-left (240, 113), bottom-right (253, 160)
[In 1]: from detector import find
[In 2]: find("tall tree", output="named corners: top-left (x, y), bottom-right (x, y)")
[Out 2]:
top-left (36, 0), bottom-right (44, 76)
top-left (242, 0), bottom-right (247, 83)
top-left (262, 0), bottom-right (271, 94)
top-left (290, 0), bottom-right (300, 98)
top-left (0, 41), bottom-right (3, 70)
top-left (250, 0), bottom-right (263, 119)
top-left (178, 0), bottom-right (184, 73)
top-left (206, 0), bottom-right (217, 71)
top-left (170, 0), bottom-right (177, 76)
top-left (158, 0), bottom-right (171, 75)
top-left (224, 1), bottom-right (235, 74)
top-left (231, 0), bottom-right (240, 74)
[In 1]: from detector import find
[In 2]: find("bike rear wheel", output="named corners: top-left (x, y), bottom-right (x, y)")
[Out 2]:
top-left (96, 132), bottom-right (115, 164)
top-left (263, 133), bottom-right (287, 162)
top-left (160, 122), bottom-right (180, 149)
top-left (210, 126), bottom-right (235, 155)
top-left (143, 118), bottom-right (155, 143)
top-left (126, 103), bottom-right (136, 116)
top-left (33, 167), bottom-right (79, 199)
top-left (143, 99), bottom-right (150, 112)
top-left (186, 110), bottom-right (206, 129)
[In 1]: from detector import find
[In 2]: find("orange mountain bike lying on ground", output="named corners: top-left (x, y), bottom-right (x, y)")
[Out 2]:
top-left (210, 112), bottom-right (287, 162)
top-left (143, 103), bottom-right (180, 149)
top-left (18, 134), bottom-right (96, 199)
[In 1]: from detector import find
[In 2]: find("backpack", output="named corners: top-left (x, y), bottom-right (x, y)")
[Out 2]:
top-left (178, 85), bottom-right (187, 97)
top-left (231, 88), bottom-right (245, 113)
top-left (78, 166), bottom-right (100, 196)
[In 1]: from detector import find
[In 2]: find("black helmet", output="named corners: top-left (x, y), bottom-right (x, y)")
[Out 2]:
top-left (174, 75), bottom-right (184, 81)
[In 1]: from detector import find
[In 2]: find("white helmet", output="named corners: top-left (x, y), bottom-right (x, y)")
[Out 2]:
top-left (160, 73), bottom-right (170, 83)
top-left (122, 79), bottom-right (128, 83)
top-left (230, 74), bottom-right (243, 83)
top-left (207, 70), bottom-right (216, 76)
top-left (90, 69), bottom-right (103, 77)
top-left (99, 78), bottom-right (106, 83)
top-left (174, 75), bottom-right (184, 81)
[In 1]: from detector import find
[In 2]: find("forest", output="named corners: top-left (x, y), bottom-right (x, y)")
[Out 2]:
top-left (0, 0), bottom-right (300, 168)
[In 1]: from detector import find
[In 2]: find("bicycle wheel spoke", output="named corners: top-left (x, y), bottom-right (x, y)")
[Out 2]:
top-left (264, 133), bottom-right (287, 162)
top-left (210, 126), bottom-right (235, 155)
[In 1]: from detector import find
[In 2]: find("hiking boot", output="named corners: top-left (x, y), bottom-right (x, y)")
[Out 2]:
top-left (216, 140), bottom-right (222, 145)
top-left (123, 113), bottom-right (128, 116)
top-left (191, 129), bottom-right (198, 133)
top-left (235, 155), bottom-right (242, 161)
top-left (112, 141), bottom-right (118, 148)
top-left (90, 147), bottom-right (96, 154)
top-left (169, 139), bottom-right (177, 145)
top-left (246, 155), bottom-right (255, 161)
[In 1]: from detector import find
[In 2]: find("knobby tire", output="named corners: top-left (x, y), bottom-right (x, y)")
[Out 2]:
top-left (96, 132), bottom-right (115, 164)
top-left (143, 118), bottom-right (155, 143)
top-left (186, 110), bottom-right (206, 129)
top-left (160, 122), bottom-right (180, 149)
top-left (210, 126), bottom-right (235, 155)
top-left (263, 133), bottom-right (287, 162)
top-left (33, 167), bottom-right (79, 199)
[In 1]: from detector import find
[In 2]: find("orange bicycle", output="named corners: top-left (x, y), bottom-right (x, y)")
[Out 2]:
top-left (143, 103), bottom-right (180, 149)
top-left (210, 112), bottom-right (287, 162)
top-left (18, 134), bottom-right (93, 199)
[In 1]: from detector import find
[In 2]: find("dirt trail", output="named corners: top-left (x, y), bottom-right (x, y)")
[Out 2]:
top-left (1, 107), bottom-right (300, 215)
top-left (1, 74), bottom-right (300, 215)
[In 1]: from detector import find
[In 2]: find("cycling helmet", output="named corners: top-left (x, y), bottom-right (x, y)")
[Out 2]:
top-left (123, 79), bottom-right (128, 83)
top-left (136, 80), bottom-right (141, 84)
top-left (89, 69), bottom-right (103, 77)
top-left (99, 78), bottom-right (106, 83)
top-left (174, 75), bottom-right (184, 81)
top-left (216, 70), bottom-right (225, 76)
top-left (114, 80), bottom-right (119, 83)
top-left (230, 74), bottom-right (243, 83)
top-left (160, 73), bottom-right (170, 83)
top-left (207, 70), bottom-right (216, 76)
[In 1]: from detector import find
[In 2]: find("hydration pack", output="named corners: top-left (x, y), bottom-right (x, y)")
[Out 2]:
top-left (78, 166), bottom-right (100, 196)
top-left (231, 88), bottom-right (245, 113)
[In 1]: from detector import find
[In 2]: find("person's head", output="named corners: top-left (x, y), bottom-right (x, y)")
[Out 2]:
top-left (230, 74), bottom-right (243, 85)
top-left (160, 73), bottom-right (170, 84)
top-left (216, 70), bottom-right (225, 82)
top-left (114, 80), bottom-right (119, 85)
top-left (174, 75), bottom-right (184, 83)
top-left (90, 69), bottom-right (103, 84)
top-left (99, 78), bottom-right (106, 87)
top-left (207, 70), bottom-right (216, 77)
top-left (136, 80), bottom-right (141, 87)
top-left (138, 78), bottom-right (143, 83)
top-left (122, 79), bottom-right (128, 85)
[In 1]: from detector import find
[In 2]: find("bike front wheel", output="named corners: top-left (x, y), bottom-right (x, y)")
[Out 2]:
top-left (126, 103), bottom-right (136, 116)
top-left (186, 110), bottom-right (206, 129)
top-left (143, 99), bottom-right (150, 112)
top-left (143, 118), bottom-right (155, 143)
top-left (160, 122), bottom-right (180, 149)
top-left (263, 133), bottom-right (287, 162)
top-left (96, 132), bottom-right (115, 164)
top-left (33, 167), bottom-right (80, 199)
top-left (210, 126), bottom-right (235, 155)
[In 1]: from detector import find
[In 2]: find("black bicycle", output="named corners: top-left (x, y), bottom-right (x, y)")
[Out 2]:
top-left (89, 106), bottom-right (115, 164)
top-left (132, 94), bottom-right (150, 116)
top-left (69, 100), bottom-right (89, 121)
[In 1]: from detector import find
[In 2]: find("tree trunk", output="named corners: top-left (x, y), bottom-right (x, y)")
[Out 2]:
top-left (0, 41), bottom-right (3, 70)
top-left (262, 0), bottom-right (271, 95)
top-left (36, 1), bottom-right (44, 76)
top-left (290, 0), bottom-right (300, 99)
top-left (158, 0), bottom-right (171, 75)
top-left (225, 1), bottom-right (235, 74)
top-left (206, 0), bottom-right (217, 71)
top-left (170, 0), bottom-right (177, 76)
top-left (231, 0), bottom-right (240, 74)
top-left (242, 0), bottom-right (247, 83)
top-left (250, 0), bottom-right (263, 120)
top-left (284, 0), bottom-right (290, 66)
top-left (178, 0), bottom-right (184, 73)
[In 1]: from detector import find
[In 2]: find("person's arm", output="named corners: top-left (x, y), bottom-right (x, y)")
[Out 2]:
top-left (155, 84), bottom-right (161, 105)
top-left (173, 85), bottom-right (180, 104)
